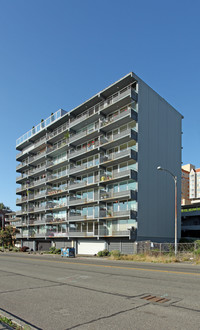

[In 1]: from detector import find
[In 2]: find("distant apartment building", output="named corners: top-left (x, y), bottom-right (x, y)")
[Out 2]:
top-left (181, 164), bottom-right (195, 205)
top-left (16, 72), bottom-right (182, 254)
top-left (181, 165), bottom-right (200, 238)
top-left (5, 212), bottom-right (21, 228)
top-left (0, 207), bottom-right (12, 229)
top-left (181, 164), bottom-right (200, 205)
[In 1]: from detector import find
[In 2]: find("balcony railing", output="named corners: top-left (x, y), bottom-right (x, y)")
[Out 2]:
top-left (29, 177), bottom-right (46, 188)
top-left (29, 165), bottom-right (46, 176)
top-left (34, 136), bottom-right (47, 149)
top-left (16, 173), bottom-right (29, 182)
top-left (47, 140), bottom-right (68, 154)
top-left (68, 181), bottom-right (87, 190)
top-left (47, 121), bottom-right (69, 141)
top-left (100, 107), bottom-right (135, 128)
top-left (69, 142), bottom-right (99, 159)
top-left (99, 85), bottom-right (133, 111)
top-left (68, 197), bottom-right (88, 206)
top-left (47, 187), bottom-right (68, 196)
top-left (29, 151), bottom-right (46, 163)
top-left (47, 172), bottom-right (67, 182)
top-left (100, 129), bottom-right (136, 147)
top-left (99, 210), bottom-right (134, 218)
top-left (68, 231), bottom-right (94, 237)
top-left (100, 190), bottom-right (132, 200)
top-left (68, 85), bottom-right (133, 130)
top-left (16, 160), bottom-right (29, 171)
top-left (68, 214), bottom-right (88, 221)
top-left (16, 109), bottom-right (66, 147)
top-left (101, 149), bottom-right (136, 164)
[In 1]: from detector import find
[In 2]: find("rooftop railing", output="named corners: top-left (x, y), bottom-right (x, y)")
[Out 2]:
top-left (16, 109), bottom-right (66, 147)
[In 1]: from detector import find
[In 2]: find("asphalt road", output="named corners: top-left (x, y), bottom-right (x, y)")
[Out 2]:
top-left (0, 253), bottom-right (200, 330)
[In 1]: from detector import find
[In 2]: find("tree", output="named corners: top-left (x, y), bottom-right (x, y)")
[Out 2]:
top-left (0, 203), bottom-right (11, 211)
top-left (0, 226), bottom-right (18, 247)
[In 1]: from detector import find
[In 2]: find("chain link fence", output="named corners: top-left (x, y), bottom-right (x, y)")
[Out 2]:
top-left (136, 241), bottom-right (200, 258)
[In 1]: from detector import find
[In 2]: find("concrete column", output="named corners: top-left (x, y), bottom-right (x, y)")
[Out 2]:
top-left (33, 241), bottom-right (36, 252)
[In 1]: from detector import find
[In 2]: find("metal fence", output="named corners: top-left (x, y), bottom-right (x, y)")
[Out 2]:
top-left (136, 241), bottom-right (199, 257)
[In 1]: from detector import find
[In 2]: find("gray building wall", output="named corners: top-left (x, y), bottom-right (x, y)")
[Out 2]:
top-left (135, 75), bottom-right (182, 242)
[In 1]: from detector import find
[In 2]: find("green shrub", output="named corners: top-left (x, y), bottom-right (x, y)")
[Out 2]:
top-left (13, 247), bottom-right (19, 252)
top-left (102, 249), bottom-right (109, 256)
top-left (49, 246), bottom-right (61, 254)
top-left (194, 248), bottom-right (200, 255)
top-left (195, 240), bottom-right (200, 249)
top-left (97, 251), bottom-right (103, 257)
top-left (110, 250), bottom-right (121, 258)
top-left (55, 248), bottom-right (61, 254)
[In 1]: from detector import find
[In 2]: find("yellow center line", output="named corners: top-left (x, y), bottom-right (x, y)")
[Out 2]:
top-left (6, 256), bottom-right (200, 277)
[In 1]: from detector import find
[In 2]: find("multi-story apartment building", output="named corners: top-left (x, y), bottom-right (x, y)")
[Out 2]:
top-left (5, 212), bottom-right (21, 228)
top-left (16, 72), bottom-right (182, 254)
top-left (181, 164), bottom-right (195, 205)
top-left (181, 164), bottom-right (200, 204)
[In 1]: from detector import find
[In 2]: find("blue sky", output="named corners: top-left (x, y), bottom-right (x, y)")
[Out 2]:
top-left (0, 0), bottom-right (200, 210)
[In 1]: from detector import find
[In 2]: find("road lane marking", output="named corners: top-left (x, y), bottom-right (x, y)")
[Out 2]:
top-left (3, 256), bottom-right (200, 277)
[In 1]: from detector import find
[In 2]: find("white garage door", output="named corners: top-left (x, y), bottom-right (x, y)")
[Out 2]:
top-left (77, 240), bottom-right (106, 255)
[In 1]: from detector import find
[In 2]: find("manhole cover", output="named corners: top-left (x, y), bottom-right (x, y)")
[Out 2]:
top-left (141, 295), bottom-right (170, 304)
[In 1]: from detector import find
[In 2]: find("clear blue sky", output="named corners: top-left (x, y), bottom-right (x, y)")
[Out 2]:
top-left (0, 0), bottom-right (200, 211)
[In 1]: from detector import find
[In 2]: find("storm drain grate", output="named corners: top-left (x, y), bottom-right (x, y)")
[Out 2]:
top-left (141, 295), bottom-right (170, 304)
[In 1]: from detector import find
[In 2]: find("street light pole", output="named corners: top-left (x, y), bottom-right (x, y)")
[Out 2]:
top-left (157, 166), bottom-right (178, 256)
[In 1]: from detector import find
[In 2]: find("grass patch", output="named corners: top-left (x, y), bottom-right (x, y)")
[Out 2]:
top-left (108, 253), bottom-right (200, 264)
top-left (0, 315), bottom-right (23, 329)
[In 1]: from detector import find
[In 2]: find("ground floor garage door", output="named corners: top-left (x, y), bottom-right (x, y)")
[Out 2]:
top-left (38, 241), bottom-right (51, 251)
top-left (77, 240), bottom-right (106, 255)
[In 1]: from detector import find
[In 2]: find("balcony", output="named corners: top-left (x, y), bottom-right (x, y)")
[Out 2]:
top-left (99, 85), bottom-right (136, 115)
top-left (100, 129), bottom-right (137, 150)
top-left (29, 165), bottom-right (46, 176)
top-left (46, 157), bottom-right (68, 171)
top-left (29, 177), bottom-right (46, 188)
top-left (34, 205), bottom-right (46, 212)
top-left (47, 172), bottom-right (68, 183)
top-left (32, 191), bottom-right (46, 200)
top-left (69, 127), bottom-right (100, 147)
top-left (100, 107), bottom-right (137, 132)
top-left (16, 160), bottom-right (29, 172)
top-left (101, 149), bottom-right (137, 166)
top-left (16, 109), bottom-right (66, 149)
top-left (46, 202), bottom-right (68, 211)
top-left (68, 197), bottom-right (87, 206)
top-left (46, 139), bottom-right (69, 156)
top-left (68, 197), bottom-right (96, 206)
top-left (68, 228), bottom-right (131, 238)
top-left (16, 173), bottom-right (29, 183)
top-left (47, 121), bottom-right (69, 142)
top-left (69, 142), bottom-right (99, 161)
top-left (47, 187), bottom-right (68, 196)
top-left (98, 227), bottom-right (130, 237)
top-left (68, 181), bottom-right (87, 190)
top-left (16, 196), bottom-right (28, 205)
top-left (100, 189), bottom-right (136, 201)
top-left (68, 214), bottom-right (95, 222)
top-left (99, 169), bottom-right (137, 183)
top-left (69, 163), bottom-right (98, 176)
top-left (99, 210), bottom-right (136, 219)
top-left (69, 110), bottom-right (99, 131)
top-left (29, 151), bottom-right (46, 164)
top-left (68, 231), bottom-right (94, 237)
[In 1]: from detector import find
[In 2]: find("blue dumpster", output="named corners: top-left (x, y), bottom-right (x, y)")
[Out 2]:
top-left (61, 247), bottom-right (75, 258)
